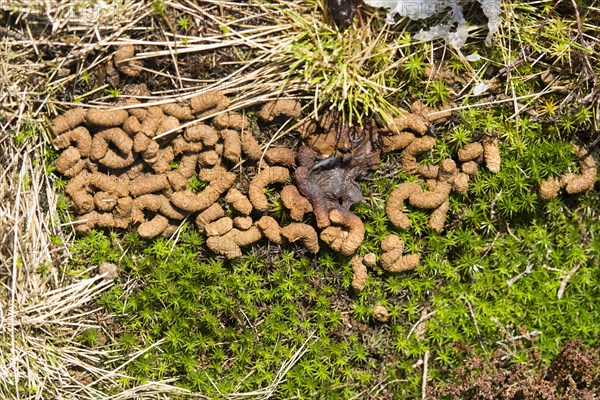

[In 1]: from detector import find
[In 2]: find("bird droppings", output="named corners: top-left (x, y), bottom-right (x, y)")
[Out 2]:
top-left (539, 144), bottom-right (597, 200)
top-left (362, 253), bottom-right (377, 268)
top-left (258, 99), bottom-right (302, 122)
top-left (373, 305), bottom-right (389, 322)
top-left (248, 166), bottom-right (291, 212)
top-left (350, 254), bottom-right (368, 291)
top-left (281, 223), bottom-right (320, 253)
top-left (51, 89), bottom-right (596, 265)
top-left (483, 136), bottom-right (501, 173)
top-left (281, 185), bottom-right (313, 221)
top-left (113, 44), bottom-right (142, 77)
top-left (98, 262), bottom-right (120, 281)
top-left (380, 234), bottom-right (420, 272)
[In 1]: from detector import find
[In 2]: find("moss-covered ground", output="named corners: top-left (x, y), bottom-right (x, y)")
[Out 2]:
top-left (68, 111), bottom-right (599, 398)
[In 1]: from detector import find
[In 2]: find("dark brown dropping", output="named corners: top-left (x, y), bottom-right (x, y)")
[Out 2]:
top-left (328, 0), bottom-right (360, 28)
top-left (295, 115), bottom-right (379, 228)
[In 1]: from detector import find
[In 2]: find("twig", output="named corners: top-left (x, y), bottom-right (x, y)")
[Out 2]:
top-left (478, 230), bottom-right (501, 264)
top-left (226, 331), bottom-right (315, 399)
top-left (569, 0), bottom-right (595, 78)
top-left (506, 263), bottom-right (533, 288)
top-left (421, 350), bottom-right (429, 400)
top-left (463, 296), bottom-right (484, 350)
top-left (370, 379), bottom-right (406, 398)
top-left (407, 311), bottom-right (436, 339)
top-left (491, 317), bottom-right (542, 360)
top-left (557, 262), bottom-right (582, 299)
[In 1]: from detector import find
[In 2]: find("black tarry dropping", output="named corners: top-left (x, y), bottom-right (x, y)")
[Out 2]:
top-left (327, 0), bottom-right (361, 28)
top-left (294, 111), bottom-right (380, 229)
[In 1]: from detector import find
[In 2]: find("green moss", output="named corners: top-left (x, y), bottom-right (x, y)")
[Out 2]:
top-left (63, 101), bottom-right (598, 397)
top-left (70, 170), bottom-right (597, 397)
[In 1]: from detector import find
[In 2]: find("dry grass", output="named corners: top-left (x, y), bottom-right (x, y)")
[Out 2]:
top-left (0, 1), bottom-right (196, 398)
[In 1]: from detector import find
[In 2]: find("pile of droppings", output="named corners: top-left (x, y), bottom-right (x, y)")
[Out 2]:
top-left (52, 91), bottom-right (336, 258)
top-left (51, 89), bottom-right (597, 287)
top-left (377, 101), bottom-right (497, 234)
